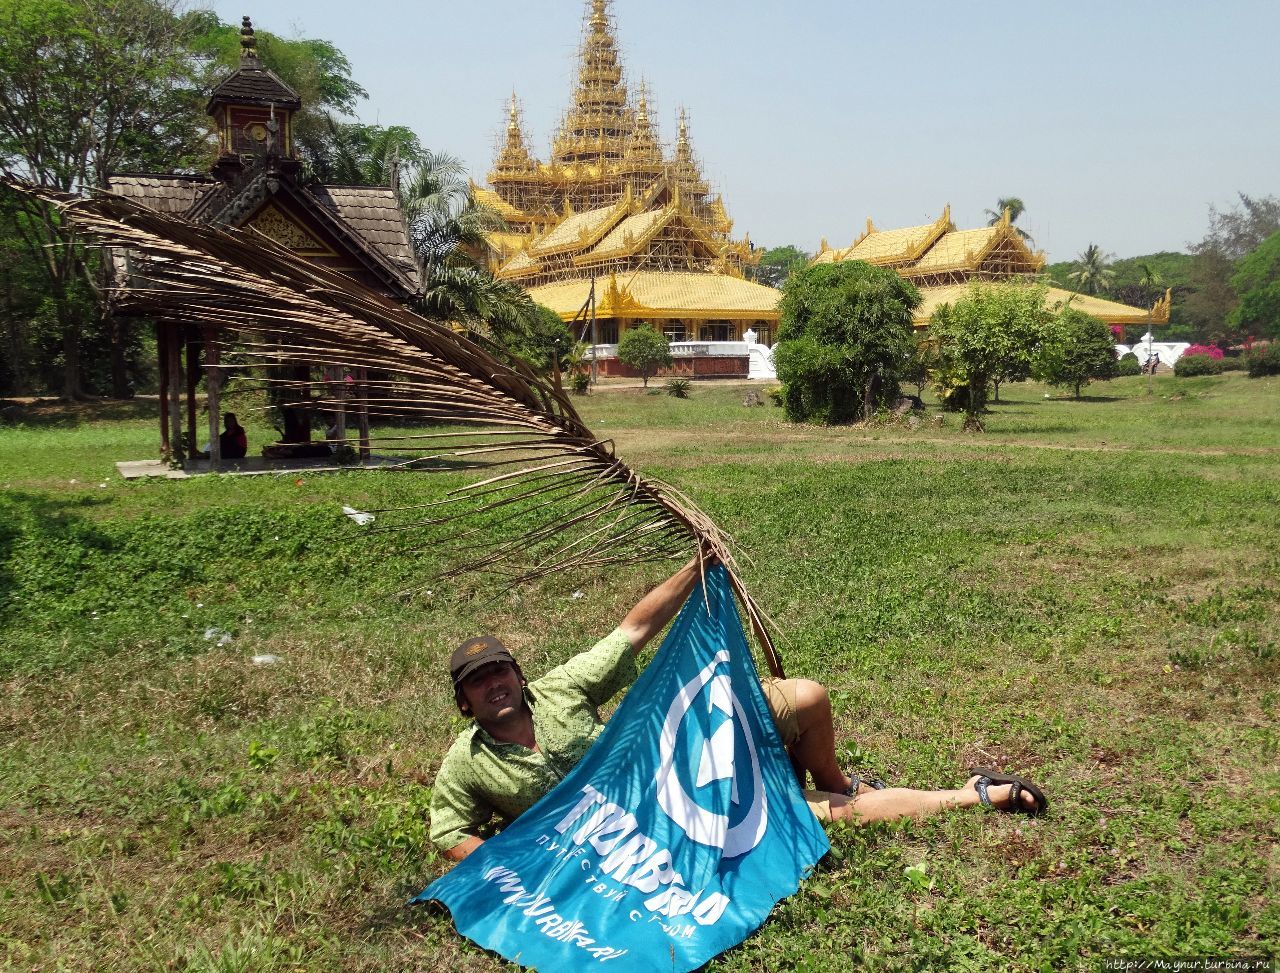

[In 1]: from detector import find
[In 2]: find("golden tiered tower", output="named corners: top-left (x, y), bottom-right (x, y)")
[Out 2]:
top-left (475, 0), bottom-right (779, 368)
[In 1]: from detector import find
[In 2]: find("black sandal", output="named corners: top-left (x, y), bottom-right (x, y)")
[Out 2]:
top-left (968, 767), bottom-right (1049, 816)
top-left (845, 772), bottom-right (887, 797)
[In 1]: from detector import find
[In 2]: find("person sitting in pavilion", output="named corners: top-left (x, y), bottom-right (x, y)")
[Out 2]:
top-left (429, 557), bottom-right (1048, 861)
top-left (219, 412), bottom-right (248, 460)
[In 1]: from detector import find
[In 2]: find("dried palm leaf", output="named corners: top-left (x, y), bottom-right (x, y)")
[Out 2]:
top-left (6, 180), bottom-right (785, 677)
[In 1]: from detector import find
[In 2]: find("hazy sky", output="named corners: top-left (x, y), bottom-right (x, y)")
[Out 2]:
top-left (205, 0), bottom-right (1279, 262)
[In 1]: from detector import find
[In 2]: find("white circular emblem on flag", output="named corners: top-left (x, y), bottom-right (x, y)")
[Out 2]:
top-left (655, 649), bottom-right (768, 858)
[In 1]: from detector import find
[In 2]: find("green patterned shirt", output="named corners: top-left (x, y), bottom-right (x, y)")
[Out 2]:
top-left (428, 628), bottom-right (636, 850)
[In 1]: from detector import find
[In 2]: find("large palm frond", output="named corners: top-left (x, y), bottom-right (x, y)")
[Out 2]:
top-left (8, 180), bottom-right (784, 676)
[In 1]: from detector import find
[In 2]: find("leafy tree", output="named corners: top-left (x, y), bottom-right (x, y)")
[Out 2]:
top-left (1137, 261), bottom-right (1164, 295)
top-left (0, 0), bottom-right (207, 397)
top-left (1228, 230), bottom-right (1280, 340)
top-left (1184, 194), bottom-right (1280, 342)
top-left (617, 323), bottom-right (672, 387)
top-left (1032, 307), bottom-right (1117, 398)
top-left (929, 282), bottom-right (1052, 425)
top-left (902, 340), bottom-right (938, 399)
top-left (773, 261), bottom-right (919, 424)
top-left (1068, 244), bottom-right (1116, 295)
top-left (984, 196), bottom-right (1034, 245)
top-left (509, 304), bottom-right (576, 375)
top-left (747, 245), bottom-right (811, 288)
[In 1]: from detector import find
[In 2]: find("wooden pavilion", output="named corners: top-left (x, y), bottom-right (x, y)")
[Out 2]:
top-left (105, 18), bottom-right (420, 468)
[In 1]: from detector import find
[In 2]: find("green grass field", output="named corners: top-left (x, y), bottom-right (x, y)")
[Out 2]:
top-left (2, 372), bottom-right (1278, 972)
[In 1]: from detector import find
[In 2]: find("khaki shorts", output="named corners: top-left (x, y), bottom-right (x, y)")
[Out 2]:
top-left (761, 677), bottom-right (834, 822)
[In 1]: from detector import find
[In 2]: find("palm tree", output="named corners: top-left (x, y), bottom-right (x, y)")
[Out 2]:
top-left (1068, 244), bottom-right (1116, 295)
top-left (984, 196), bottom-right (1034, 245)
top-left (397, 150), bottom-right (544, 348)
top-left (304, 115), bottom-right (424, 185)
top-left (1136, 261), bottom-right (1164, 303)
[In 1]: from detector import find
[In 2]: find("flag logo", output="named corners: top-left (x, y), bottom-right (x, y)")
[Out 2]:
top-left (656, 650), bottom-right (767, 858)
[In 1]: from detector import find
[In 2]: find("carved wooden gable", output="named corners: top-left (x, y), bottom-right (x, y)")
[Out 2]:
top-left (245, 203), bottom-right (335, 255)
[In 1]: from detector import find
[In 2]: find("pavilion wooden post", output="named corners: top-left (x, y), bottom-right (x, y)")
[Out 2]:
top-left (166, 326), bottom-right (184, 463)
top-left (204, 328), bottom-right (222, 470)
top-left (184, 328), bottom-right (199, 460)
top-left (334, 368), bottom-right (348, 443)
top-left (157, 325), bottom-right (171, 459)
top-left (354, 366), bottom-right (370, 462)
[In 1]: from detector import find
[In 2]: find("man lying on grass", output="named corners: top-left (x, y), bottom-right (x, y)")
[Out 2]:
top-left (429, 557), bottom-right (1047, 861)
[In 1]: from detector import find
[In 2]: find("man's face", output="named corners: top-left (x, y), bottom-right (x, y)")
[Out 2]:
top-left (459, 660), bottom-right (525, 725)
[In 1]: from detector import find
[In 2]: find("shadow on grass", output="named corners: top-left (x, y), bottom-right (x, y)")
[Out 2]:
top-left (0, 490), bottom-right (113, 630)
top-left (0, 397), bottom-right (157, 428)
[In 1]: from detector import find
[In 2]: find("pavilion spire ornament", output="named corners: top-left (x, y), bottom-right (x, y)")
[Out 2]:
top-left (239, 16), bottom-right (259, 64)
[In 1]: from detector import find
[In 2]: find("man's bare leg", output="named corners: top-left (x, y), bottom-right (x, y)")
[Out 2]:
top-left (826, 776), bottom-right (1040, 824)
top-left (788, 679), bottom-right (853, 793)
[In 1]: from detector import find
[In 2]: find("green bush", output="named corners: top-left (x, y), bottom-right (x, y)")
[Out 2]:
top-left (664, 378), bottom-right (691, 398)
top-left (1246, 343), bottom-right (1280, 377)
top-left (1219, 356), bottom-right (1246, 372)
top-left (571, 370), bottom-right (591, 395)
top-left (1174, 354), bottom-right (1224, 377)
top-left (1117, 352), bottom-right (1142, 376)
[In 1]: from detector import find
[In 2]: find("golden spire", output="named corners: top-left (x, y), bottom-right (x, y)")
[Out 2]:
top-left (667, 107), bottom-right (708, 199)
top-left (623, 81), bottom-right (663, 170)
top-left (491, 92), bottom-right (538, 178)
top-left (552, 0), bottom-right (634, 167)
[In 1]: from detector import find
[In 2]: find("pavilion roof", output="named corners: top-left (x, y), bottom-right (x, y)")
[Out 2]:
top-left (308, 185), bottom-right (419, 284)
top-left (847, 216), bottom-right (950, 264)
top-left (105, 173), bottom-right (215, 214)
top-left (104, 173), bottom-right (420, 297)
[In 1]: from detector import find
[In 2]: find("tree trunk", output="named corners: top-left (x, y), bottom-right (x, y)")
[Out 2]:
top-left (993, 379), bottom-right (1001, 403)
top-left (57, 295), bottom-right (84, 400)
top-left (108, 313), bottom-right (132, 398)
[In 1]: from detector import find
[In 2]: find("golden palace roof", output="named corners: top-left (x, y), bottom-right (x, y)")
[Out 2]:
top-left (528, 272), bottom-right (780, 322)
top-left (912, 226), bottom-right (1006, 273)
top-left (529, 194), bottom-right (632, 256)
top-left (816, 206), bottom-right (1045, 280)
top-left (914, 283), bottom-right (1172, 327)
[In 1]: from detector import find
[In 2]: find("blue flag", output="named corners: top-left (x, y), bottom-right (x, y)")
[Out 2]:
top-left (416, 566), bottom-right (830, 971)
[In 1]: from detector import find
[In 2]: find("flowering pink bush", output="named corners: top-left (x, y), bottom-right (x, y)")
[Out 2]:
top-left (1111, 325), bottom-right (1124, 338)
top-left (1184, 344), bottom-right (1224, 360)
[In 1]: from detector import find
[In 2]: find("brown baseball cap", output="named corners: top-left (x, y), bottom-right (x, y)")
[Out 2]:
top-left (449, 635), bottom-right (517, 685)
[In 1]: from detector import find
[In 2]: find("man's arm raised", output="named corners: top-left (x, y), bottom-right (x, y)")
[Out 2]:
top-left (617, 555), bottom-right (708, 654)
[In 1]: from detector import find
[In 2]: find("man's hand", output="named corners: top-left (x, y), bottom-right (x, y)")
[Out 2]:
top-left (618, 553), bottom-right (711, 654)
